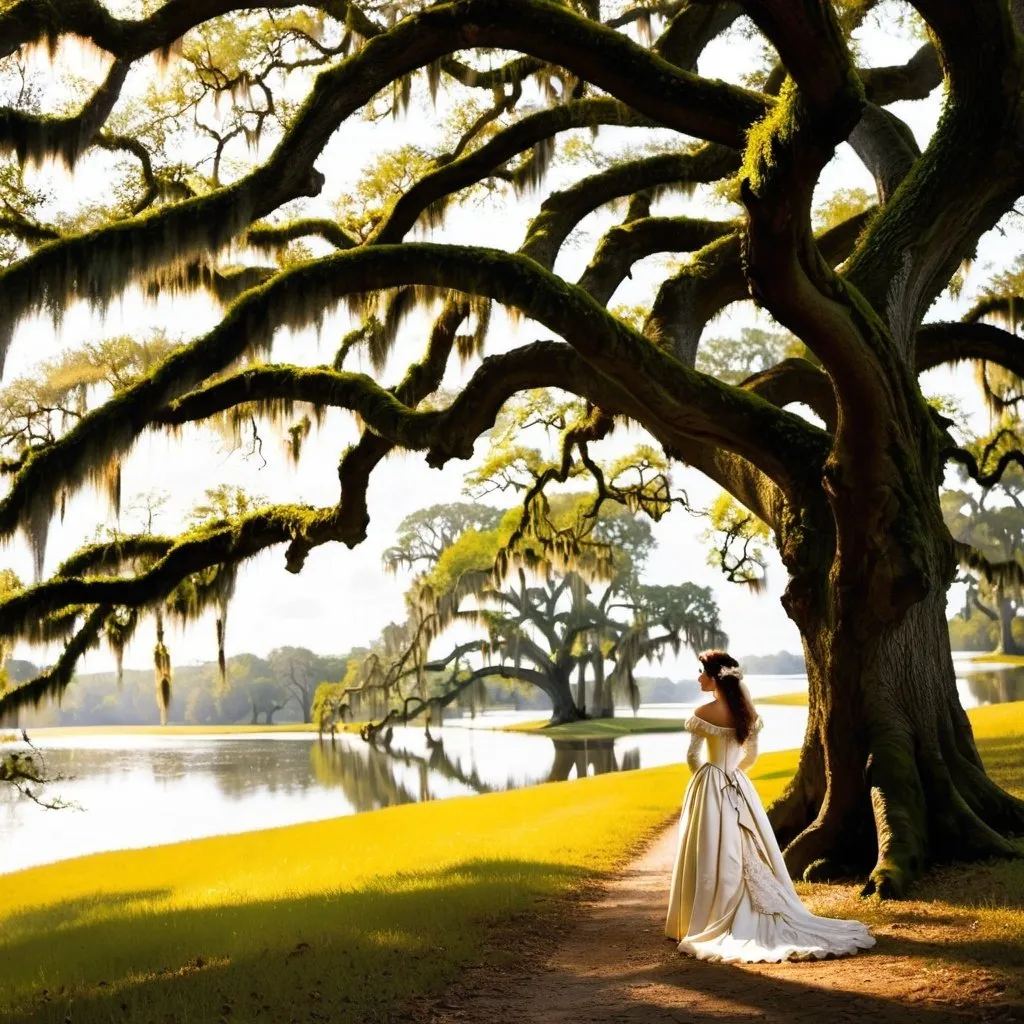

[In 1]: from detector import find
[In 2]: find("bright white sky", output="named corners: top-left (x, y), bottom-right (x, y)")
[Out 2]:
top-left (0, 6), bottom-right (1010, 682)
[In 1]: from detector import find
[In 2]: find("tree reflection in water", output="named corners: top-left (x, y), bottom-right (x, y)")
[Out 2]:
top-left (309, 734), bottom-right (642, 811)
top-left (546, 740), bottom-right (640, 782)
top-left (966, 668), bottom-right (1024, 707)
top-left (310, 733), bottom-right (496, 812)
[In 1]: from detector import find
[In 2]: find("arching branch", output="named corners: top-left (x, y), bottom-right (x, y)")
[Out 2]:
top-left (519, 143), bottom-right (738, 270)
top-left (916, 321), bottom-right (1024, 380)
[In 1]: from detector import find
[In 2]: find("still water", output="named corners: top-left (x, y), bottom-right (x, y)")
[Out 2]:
top-left (1, 660), bottom-right (1020, 876)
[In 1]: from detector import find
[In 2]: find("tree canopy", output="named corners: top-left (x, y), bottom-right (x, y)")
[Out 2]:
top-left (0, 0), bottom-right (1023, 895)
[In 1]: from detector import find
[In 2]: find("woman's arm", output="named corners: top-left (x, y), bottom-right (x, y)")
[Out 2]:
top-left (686, 728), bottom-right (704, 772)
top-left (738, 729), bottom-right (759, 771)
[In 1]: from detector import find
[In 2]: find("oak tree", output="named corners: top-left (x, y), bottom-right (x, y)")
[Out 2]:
top-left (0, 0), bottom-right (1022, 895)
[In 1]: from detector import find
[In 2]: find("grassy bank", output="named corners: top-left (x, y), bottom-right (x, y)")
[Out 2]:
top-left (2, 703), bottom-right (1021, 1022)
top-left (969, 652), bottom-right (1024, 666)
top-left (503, 716), bottom-right (690, 738)
top-left (753, 692), bottom-right (809, 706)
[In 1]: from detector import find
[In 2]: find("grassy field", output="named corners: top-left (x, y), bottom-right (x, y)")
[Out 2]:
top-left (970, 652), bottom-right (1024, 666)
top-left (1, 703), bottom-right (1021, 1022)
top-left (502, 716), bottom-right (690, 738)
top-left (753, 692), bottom-right (809, 706)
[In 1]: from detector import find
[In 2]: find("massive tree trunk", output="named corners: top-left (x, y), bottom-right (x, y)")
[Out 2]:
top-left (770, 508), bottom-right (1024, 897)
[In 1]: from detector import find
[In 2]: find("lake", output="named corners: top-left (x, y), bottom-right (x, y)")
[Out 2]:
top-left (1, 658), bottom-right (1019, 876)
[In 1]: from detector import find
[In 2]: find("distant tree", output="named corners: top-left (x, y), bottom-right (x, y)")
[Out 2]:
top-left (267, 646), bottom-right (328, 724)
top-left (337, 496), bottom-right (724, 732)
top-left (944, 421), bottom-right (1024, 656)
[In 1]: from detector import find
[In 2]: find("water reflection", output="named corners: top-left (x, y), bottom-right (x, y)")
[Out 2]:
top-left (547, 740), bottom-right (639, 781)
top-left (963, 667), bottom-right (1024, 706)
top-left (3, 659), bottom-right (1021, 875)
top-left (310, 731), bottom-right (495, 809)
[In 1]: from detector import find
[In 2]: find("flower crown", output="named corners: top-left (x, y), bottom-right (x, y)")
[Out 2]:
top-left (716, 664), bottom-right (744, 682)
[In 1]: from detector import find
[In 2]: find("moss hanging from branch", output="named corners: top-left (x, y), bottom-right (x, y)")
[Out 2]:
top-left (153, 609), bottom-right (172, 726)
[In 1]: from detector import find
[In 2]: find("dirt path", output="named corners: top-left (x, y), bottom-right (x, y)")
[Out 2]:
top-left (420, 826), bottom-right (1024, 1024)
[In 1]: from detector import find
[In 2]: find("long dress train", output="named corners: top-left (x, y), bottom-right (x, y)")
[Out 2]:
top-left (665, 714), bottom-right (875, 963)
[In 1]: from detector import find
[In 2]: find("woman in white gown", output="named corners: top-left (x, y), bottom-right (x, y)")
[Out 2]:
top-left (665, 649), bottom-right (875, 963)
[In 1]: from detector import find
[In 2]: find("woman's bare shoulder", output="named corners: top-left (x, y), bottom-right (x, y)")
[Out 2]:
top-left (694, 701), bottom-right (735, 728)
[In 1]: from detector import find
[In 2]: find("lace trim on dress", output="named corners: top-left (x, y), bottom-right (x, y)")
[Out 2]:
top-left (685, 715), bottom-right (764, 737)
top-left (740, 829), bottom-right (793, 917)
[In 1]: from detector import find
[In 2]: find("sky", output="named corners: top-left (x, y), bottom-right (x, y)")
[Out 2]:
top-left (0, 5), bottom-right (1013, 684)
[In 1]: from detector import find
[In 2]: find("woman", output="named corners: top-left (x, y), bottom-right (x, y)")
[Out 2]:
top-left (665, 649), bottom-right (875, 963)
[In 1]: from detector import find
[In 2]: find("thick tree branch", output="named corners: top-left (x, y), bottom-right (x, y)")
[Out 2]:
top-left (0, 0), bottom-right (352, 61)
top-left (520, 143), bottom-right (739, 270)
top-left (376, 98), bottom-right (664, 246)
top-left (739, 358), bottom-right (837, 432)
top-left (916, 321), bottom-right (1024, 380)
top-left (859, 44), bottom-right (942, 106)
top-left (0, 243), bottom-right (827, 560)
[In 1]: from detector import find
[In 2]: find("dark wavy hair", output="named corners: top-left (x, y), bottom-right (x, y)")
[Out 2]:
top-left (699, 649), bottom-right (756, 743)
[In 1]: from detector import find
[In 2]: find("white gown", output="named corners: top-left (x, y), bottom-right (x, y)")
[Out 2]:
top-left (664, 714), bottom-right (875, 963)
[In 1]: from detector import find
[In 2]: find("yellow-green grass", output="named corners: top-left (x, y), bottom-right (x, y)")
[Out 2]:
top-left (21, 722), bottom-right (364, 737)
top-left (753, 692), bottom-right (809, 706)
top-left (502, 716), bottom-right (690, 737)
top-left (2, 702), bottom-right (1022, 1022)
top-left (969, 652), bottom-right (1024, 666)
top-left (0, 738), bottom-right (795, 1024)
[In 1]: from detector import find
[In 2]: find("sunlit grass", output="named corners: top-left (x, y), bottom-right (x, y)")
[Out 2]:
top-left (969, 652), bottom-right (1024, 666)
top-left (753, 692), bottom-right (809, 706)
top-left (1, 703), bottom-right (1021, 1021)
top-left (503, 716), bottom-right (690, 737)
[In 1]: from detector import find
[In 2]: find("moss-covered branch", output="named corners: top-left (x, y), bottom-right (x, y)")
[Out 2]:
top-left (0, 58), bottom-right (129, 168)
top-left (153, 346), bottom-right (582, 467)
top-left (0, 505), bottom-right (332, 646)
top-left (916, 321), bottom-right (1024, 380)
top-left (247, 219), bottom-right (358, 252)
top-left (859, 43), bottom-right (941, 105)
top-left (739, 358), bottom-right (837, 433)
top-left (374, 98), bottom-right (662, 246)
top-left (578, 216), bottom-right (735, 306)
top-left (0, 243), bottom-right (829, 564)
top-left (521, 145), bottom-right (738, 270)
top-left (0, 605), bottom-right (108, 712)
top-left (844, 2), bottom-right (1024, 342)
top-left (0, 0), bottom-right (339, 61)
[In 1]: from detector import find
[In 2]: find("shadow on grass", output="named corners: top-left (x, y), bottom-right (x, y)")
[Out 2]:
top-left (0, 889), bottom-right (172, 941)
top-left (1, 859), bottom-right (590, 1024)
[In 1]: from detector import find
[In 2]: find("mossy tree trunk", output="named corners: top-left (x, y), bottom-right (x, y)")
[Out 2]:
top-left (767, 418), bottom-right (1024, 896)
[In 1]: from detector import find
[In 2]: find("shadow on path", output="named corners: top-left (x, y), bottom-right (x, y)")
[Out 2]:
top-left (420, 828), bottom-right (1024, 1024)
